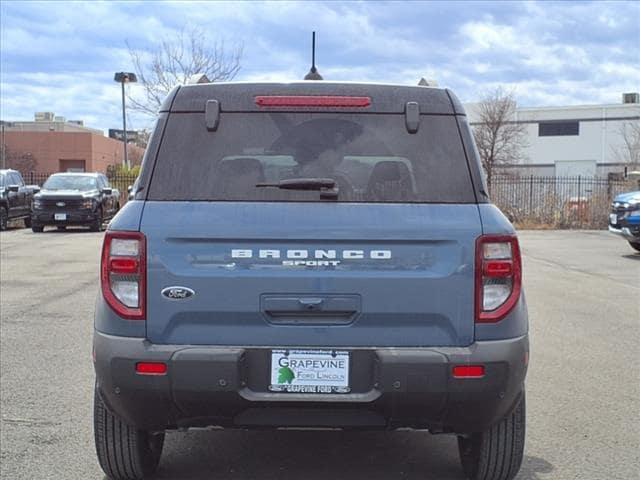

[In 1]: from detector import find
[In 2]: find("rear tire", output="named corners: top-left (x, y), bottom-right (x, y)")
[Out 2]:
top-left (94, 386), bottom-right (164, 480)
top-left (457, 394), bottom-right (525, 480)
top-left (24, 216), bottom-right (32, 228)
top-left (0, 208), bottom-right (7, 231)
top-left (629, 241), bottom-right (640, 253)
top-left (31, 225), bottom-right (44, 233)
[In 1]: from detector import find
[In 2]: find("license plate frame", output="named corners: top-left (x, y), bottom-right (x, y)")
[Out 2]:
top-left (54, 213), bottom-right (67, 221)
top-left (269, 349), bottom-right (350, 394)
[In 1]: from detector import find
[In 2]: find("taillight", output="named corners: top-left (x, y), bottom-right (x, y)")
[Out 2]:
top-left (475, 234), bottom-right (521, 323)
top-left (101, 231), bottom-right (146, 320)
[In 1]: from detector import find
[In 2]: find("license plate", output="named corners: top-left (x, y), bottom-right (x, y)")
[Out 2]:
top-left (609, 213), bottom-right (618, 225)
top-left (54, 213), bottom-right (67, 221)
top-left (270, 349), bottom-right (350, 393)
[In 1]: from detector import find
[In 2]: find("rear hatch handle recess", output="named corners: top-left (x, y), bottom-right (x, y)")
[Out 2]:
top-left (256, 178), bottom-right (339, 200)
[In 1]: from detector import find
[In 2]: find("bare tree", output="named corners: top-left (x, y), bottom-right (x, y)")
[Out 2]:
top-left (472, 88), bottom-right (528, 190)
top-left (133, 129), bottom-right (151, 149)
top-left (611, 121), bottom-right (640, 167)
top-left (4, 147), bottom-right (38, 173)
top-left (127, 27), bottom-right (243, 115)
top-left (127, 144), bottom-right (145, 168)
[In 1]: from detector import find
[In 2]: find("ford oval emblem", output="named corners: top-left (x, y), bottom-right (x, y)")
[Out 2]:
top-left (56, 201), bottom-right (66, 207)
top-left (161, 286), bottom-right (195, 300)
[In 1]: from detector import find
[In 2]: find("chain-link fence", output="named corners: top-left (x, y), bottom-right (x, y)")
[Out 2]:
top-left (17, 171), bottom-right (638, 229)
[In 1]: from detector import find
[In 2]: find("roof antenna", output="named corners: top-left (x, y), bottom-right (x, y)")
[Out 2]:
top-left (304, 31), bottom-right (323, 80)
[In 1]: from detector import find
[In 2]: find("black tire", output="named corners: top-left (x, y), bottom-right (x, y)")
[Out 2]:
top-left (31, 225), bottom-right (44, 233)
top-left (458, 394), bottom-right (526, 480)
top-left (24, 216), bottom-right (32, 228)
top-left (94, 386), bottom-right (164, 480)
top-left (629, 241), bottom-right (640, 253)
top-left (90, 209), bottom-right (103, 232)
top-left (0, 208), bottom-right (7, 231)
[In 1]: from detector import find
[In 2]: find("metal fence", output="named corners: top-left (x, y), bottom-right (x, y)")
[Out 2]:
top-left (21, 171), bottom-right (137, 206)
top-left (490, 175), bottom-right (637, 229)
top-left (21, 171), bottom-right (51, 186)
top-left (107, 173), bottom-right (138, 205)
top-left (17, 171), bottom-right (638, 229)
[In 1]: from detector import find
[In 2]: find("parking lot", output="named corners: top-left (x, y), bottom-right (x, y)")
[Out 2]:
top-left (0, 228), bottom-right (638, 480)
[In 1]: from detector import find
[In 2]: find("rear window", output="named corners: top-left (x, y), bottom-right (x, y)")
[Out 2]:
top-left (148, 113), bottom-right (476, 203)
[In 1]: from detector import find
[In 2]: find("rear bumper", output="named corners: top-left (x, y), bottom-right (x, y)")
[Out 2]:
top-left (93, 331), bottom-right (528, 434)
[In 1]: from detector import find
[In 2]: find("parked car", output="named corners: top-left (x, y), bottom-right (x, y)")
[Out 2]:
top-left (0, 169), bottom-right (38, 231)
top-left (127, 176), bottom-right (140, 201)
top-left (31, 172), bottom-right (120, 232)
top-left (94, 82), bottom-right (529, 480)
top-left (609, 190), bottom-right (640, 252)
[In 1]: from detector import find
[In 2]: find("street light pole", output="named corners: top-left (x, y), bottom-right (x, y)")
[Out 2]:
top-left (113, 72), bottom-right (138, 169)
top-left (1, 122), bottom-right (5, 169)
top-left (121, 80), bottom-right (128, 169)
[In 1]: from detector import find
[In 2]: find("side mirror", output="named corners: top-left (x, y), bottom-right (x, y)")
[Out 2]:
top-left (31, 186), bottom-right (41, 194)
top-left (102, 188), bottom-right (113, 195)
top-left (8, 185), bottom-right (19, 193)
top-left (127, 185), bottom-right (133, 194)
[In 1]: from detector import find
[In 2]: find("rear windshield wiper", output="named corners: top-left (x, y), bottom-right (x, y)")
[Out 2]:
top-left (256, 178), bottom-right (339, 199)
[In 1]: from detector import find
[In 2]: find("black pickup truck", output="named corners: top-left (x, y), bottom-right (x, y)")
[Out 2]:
top-left (31, 172), bottom-right (120, 232)
top-left (0, 169), bottom-right (39, 231)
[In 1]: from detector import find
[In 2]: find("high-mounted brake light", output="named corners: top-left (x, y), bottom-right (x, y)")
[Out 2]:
top-left (255, 95), bottom-right (371, 107)
top-left (475, 234), bottom-right (521, 323)
top-left (101, 231), bottom-right (146, 320)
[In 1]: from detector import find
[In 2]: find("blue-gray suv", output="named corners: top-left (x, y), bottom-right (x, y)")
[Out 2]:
top-left (93, 82), bottom-right (529, 480)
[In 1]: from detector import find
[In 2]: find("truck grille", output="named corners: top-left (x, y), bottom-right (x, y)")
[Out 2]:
top-left (40, 199), bottom-right (85, 209)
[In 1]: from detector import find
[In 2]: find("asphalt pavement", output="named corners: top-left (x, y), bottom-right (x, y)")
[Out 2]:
top-left (0, 227), bottom-right (638, 480)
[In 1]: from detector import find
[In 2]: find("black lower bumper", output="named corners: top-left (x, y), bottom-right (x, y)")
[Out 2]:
top-left (32, 210), bottom-right (97, 226)
top-left (93, 332), bottom-right (528, 434)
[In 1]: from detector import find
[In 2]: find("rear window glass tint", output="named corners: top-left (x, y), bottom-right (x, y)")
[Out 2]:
top-left (148, 113), bottom-right (475, 203)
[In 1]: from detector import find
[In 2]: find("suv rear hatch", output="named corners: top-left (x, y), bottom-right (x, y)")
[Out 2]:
top-left (140, 84), bottom-right (481, 347)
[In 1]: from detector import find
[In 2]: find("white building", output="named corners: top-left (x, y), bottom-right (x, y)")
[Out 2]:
top-left (465, 93), bottom-right (640, 178)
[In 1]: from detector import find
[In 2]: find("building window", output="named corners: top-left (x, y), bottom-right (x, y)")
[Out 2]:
top-left (538, 121), bottom-right (579, 136)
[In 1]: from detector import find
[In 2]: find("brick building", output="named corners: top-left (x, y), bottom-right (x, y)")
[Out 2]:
top-left (0, 113), bottom-right (144, 174)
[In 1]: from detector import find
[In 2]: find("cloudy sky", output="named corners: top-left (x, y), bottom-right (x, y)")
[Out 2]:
top-left (1, 0), bottom-right (639, 133)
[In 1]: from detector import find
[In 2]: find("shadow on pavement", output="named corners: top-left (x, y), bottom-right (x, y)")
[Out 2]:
top-left (39, 227), bottom-right (100, 234)
top-left (149, 429), bottom-right (466, 480)
top-left (129, 430), bottom-right (556, 480)
top-left (518, 455), bottom-right (555, 479)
